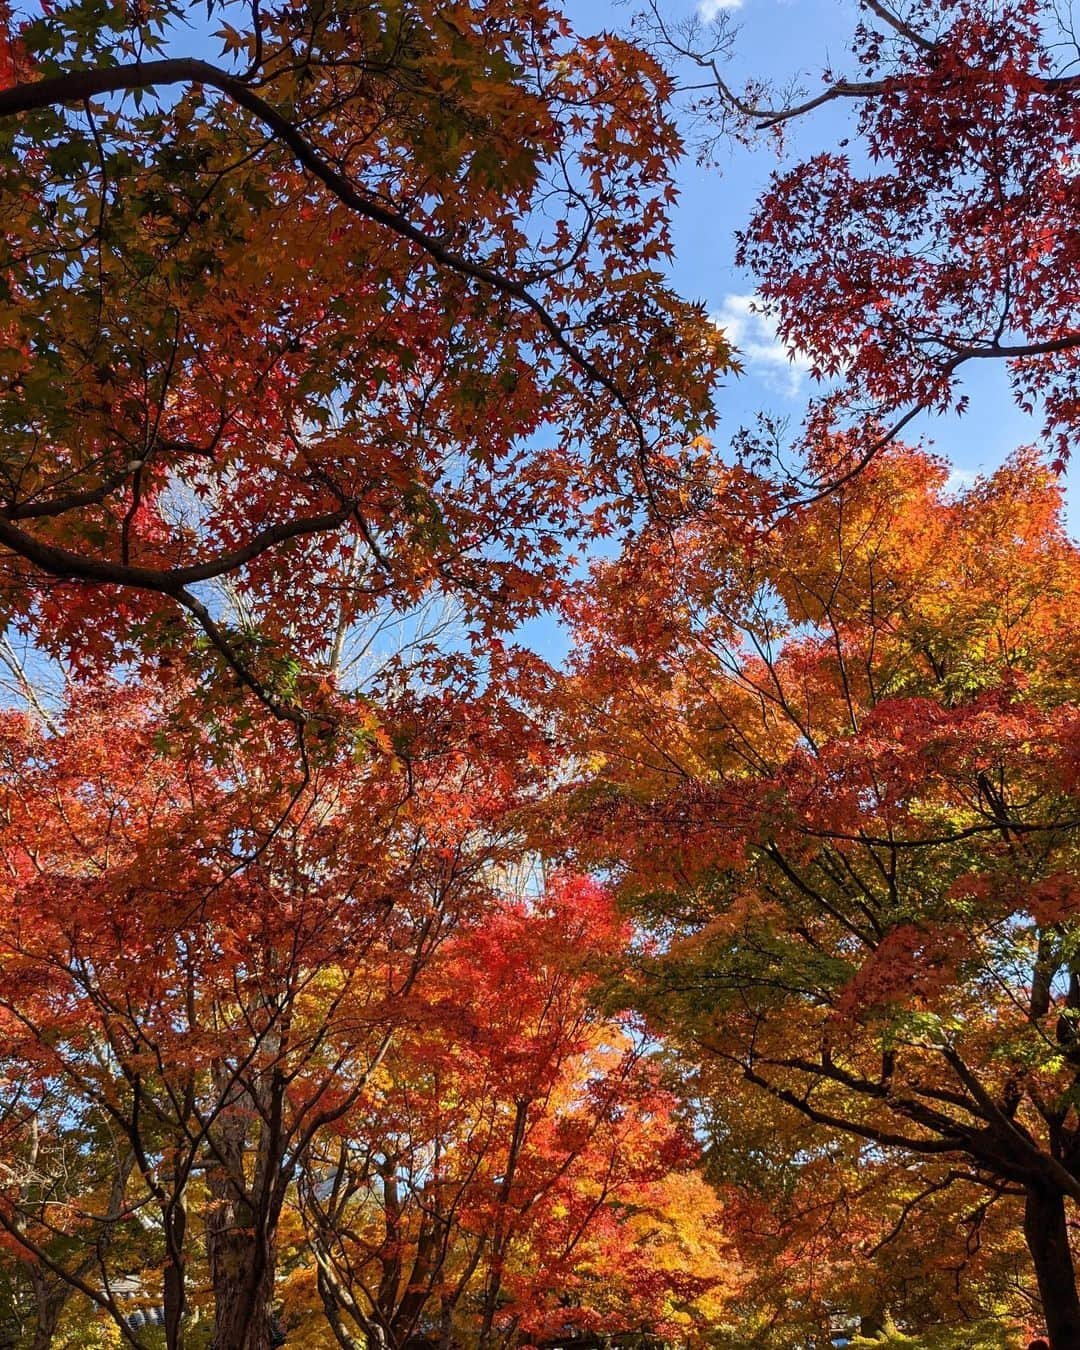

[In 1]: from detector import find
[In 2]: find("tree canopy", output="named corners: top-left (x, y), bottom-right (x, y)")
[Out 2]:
top-left (1, 0), bottom-right (1080, 1347)
top-left (558, 446), bottom-right (1080, 1343)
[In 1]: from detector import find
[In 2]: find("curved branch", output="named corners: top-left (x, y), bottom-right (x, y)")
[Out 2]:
top-left (862, 0), bottom-right (938, 55)
top-left (0, 500), bottom-right (353, 592)
top-left (0, 60), bottom-right (643, 442)
top-left (0, 502), bottom-right (357, 726)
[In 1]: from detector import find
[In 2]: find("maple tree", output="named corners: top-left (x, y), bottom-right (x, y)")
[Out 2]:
top-left (699, 1091), bottom-right (1028, 1348)
top-left (648, 0), bottom-right (1080, 482)
top-left (0, 675), bottom-right (741, 1350)
top-left (556, 445), bottom-right (1080, 1346)
top-left (0, 0), bottom-right (728, 725)
top-left (295, 876), bottom-right (738, 1350)
top-left (0, 1088), bottom-right (138, 1349)
top-left (0, 675), bottom-right (557, 1350)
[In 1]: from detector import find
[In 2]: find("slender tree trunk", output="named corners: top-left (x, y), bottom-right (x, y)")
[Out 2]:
top-left (438, 1298), bottom-right (453, 1350)
top-left (315, 1263), bottom-right (364, 1350)
top-left (477, 1100), bottom-right (529, 1350)
top-left (163, 1176), bottom-right (188, 1350)
top-left (25, 1262), bottom-right (75, 1350)
top-left (1025, 1184), bottom-right (1080, 1350)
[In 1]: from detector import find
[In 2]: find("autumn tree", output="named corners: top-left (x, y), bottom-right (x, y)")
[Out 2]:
top-left (557, 446), bottom-right (1080, 1346)
top-left (0, 1083), bottom-right (143, 1350)
top-left (0, 679), bottom-right (741, 1350)
top-left (0, 674), bottom-right (553, 1350)
top-left (296, 876), bottom-right (739, 1350)
top-left (647, 0), bottom-right (1080, 481)
top-left (0, 0), bottom-right (727, 723)
top-left (698, 1091), bottom-right (1030, 1348)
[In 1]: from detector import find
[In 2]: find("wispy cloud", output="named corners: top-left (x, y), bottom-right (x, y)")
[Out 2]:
top-left (698, 0), bottom-right (743, 16)
top-left (711, 293), bottom-right (812, 395)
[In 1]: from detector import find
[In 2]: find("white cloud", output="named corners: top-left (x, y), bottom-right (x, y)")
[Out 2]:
top-left (698, 0), bottom-right (743, 16)
top-left (944, 466), bottom-right (980, 495)
top-left (711, 293), bottom-right (812, 395)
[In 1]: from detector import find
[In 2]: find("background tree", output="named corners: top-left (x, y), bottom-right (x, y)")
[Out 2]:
top-left (556, 445), bottom-right (1080, 1346)
top-left (297, 876), bottom-right (740, 1350)
top-left (0, 1091), bottom-right (137, 1350)
top-left (0, 675), bottom-right (551, 1350)
top-left (648, 0), bottom-right (1080, 482)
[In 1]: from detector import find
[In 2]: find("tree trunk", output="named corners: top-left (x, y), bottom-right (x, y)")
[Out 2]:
top-left (28, 1298), bottom-right (61, 1350)
top-left (164, 1254), bottom-right (187, 1350)
top-left (163, 1177), bottom-right (188, 1350)
top-left (205, 1062), bottom-right (280, 1350)
top-left (858, 1310), bottom-right (897, 1340)
top-left (1025, 1184), bottom-right (1080, 1350)
top-left (477, 1100), bottom-right (529, 1350)
top-left (25, 1264), bottom-right (66, 1350)
top-left (208, 1216), bottom-right (277, 1350)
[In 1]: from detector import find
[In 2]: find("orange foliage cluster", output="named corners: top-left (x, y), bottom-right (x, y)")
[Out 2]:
top-left (557, 444), bottom-right (1080, 1340)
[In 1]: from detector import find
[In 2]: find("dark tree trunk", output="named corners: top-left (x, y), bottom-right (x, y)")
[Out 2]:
top-left (208, 1216), bottom-right (277, 1350)
top-left (28, 1298), bottom-right (61, 1350)
top-left (858, 1311), bottom-right (897, 1339)
top-left (163, 1181), bottom-right (188, 1350)
top-left (205, 1064), bottom-right (281, 1350)
top-left (164, 1255), bottom-right (186, 1350)
top-left (25, 1264), bottom-right (68, 1350)
top-left (1025, 1184), bottom-right (1080, 1350)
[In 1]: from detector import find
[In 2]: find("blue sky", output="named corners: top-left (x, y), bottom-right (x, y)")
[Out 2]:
top-left (514, 0), bottom-right (1079, 661)
top-left (570, 0), bottom-right (1075, 512)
